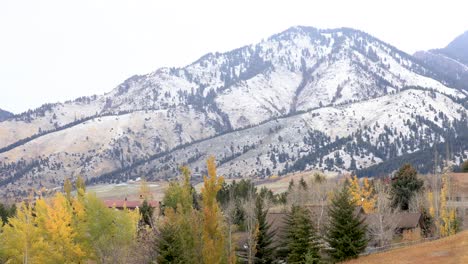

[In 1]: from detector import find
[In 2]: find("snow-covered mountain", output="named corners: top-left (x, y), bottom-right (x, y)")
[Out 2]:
top-left (414, 30), bottom-right (468, 92)
top-left (1, 26), bottom-right (467, 199)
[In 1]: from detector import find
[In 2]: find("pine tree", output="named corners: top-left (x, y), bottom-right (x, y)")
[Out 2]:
top-left (390, 164), bottom-right (423, 210)
top-left (140, 199), bottom-right (155, 227)
top-left (0, 203), bottom-right (16, 225)
top-left (282, 205), bottom-right (321, 264)
top-left (157, 214), bottom-right (187, 264)
top-left (253, 197), bottom-right (276, 264)
top-left (462, 160), bottom-right (468, 172)
top-left (326, 186), bottom-right (368, 262)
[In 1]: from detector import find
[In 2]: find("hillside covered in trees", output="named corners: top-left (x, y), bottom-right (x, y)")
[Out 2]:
top-left (0, 157), bottom-right (464, 263)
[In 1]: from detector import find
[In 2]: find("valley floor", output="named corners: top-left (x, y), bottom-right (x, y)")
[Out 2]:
top-left (346, 230), bottom-right (468, 264)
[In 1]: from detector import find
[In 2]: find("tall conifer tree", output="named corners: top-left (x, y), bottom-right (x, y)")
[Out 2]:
top-left (326, 186), bottom-right (367, 262)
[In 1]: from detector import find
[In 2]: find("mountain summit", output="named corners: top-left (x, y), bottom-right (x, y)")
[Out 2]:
top-left (439, 30), bottom-right (468, 65)
top-left (0, 26), bottom-right (467, 199)
top-left (414, 30), bottom-right (468, 92)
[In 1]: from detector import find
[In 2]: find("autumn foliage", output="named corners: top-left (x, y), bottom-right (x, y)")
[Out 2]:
top-left (0, 184), bottom-right (139, 263)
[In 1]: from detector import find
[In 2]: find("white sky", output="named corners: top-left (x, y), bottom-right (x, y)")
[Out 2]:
top-left (0, 0), bottom-right (467, 114)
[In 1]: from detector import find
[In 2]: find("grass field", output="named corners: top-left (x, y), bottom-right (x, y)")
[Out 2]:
top-left (88, 170), bottom-right (330, 201)
top-left (86, 181), bottom-right (169, 201)
top-left (346, 231), bottom-right (468, 264)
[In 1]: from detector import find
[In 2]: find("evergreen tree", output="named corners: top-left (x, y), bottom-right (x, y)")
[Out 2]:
top-left (390, 164), bottom-right (423, 210)
top-left (0, 203), bottom-right (16, 225)
top-left (282, 206), bottom-right (321, 264)
top-left (326, 186), bottom-right (367, 262)
top-left (157, 221), bottom-right (185, 264)
top-left (253, 197), bottom-right (276, 264)
top-left (462, 160), bottom-right (468, 172)
top-left (140, 200), bottom-right (155, 227)
top-left (299, 177), bottom-right (308, 190)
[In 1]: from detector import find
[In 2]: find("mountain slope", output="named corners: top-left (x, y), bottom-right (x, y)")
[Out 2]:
top-left (0, 26), bottom-right (467, 199)
top-left (438, 31), bottom-right (468, 65)
top-left (0, 108), bottom-right (13, 122)
top-left (414, 30), bottom-right (468, 92)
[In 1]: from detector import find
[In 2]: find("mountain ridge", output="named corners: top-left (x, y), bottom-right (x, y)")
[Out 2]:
top-left (0, 108), bottom-right (13, 122)
top-left (0, 26), bottom-right (467, 199)
top-left (414, 30), bottom-right (468, 92)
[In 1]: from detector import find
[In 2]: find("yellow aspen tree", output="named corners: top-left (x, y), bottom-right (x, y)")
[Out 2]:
top-left (439, 173), bottom-right (458, 237)
top-left (201, 156), bottom-right (227, 264)
top-left (349, 176), bottom-right (361, 203)
top-left (36, 193), bottom-right (87, 263)
top-left (348, 175), bottom-right (376, 213)
top-left (427, 191), bottom-right (435, 218)
top-left (71, 193), bottom-right (94, 258)
top-left (0, 201), bottom-right (48, 263)
top-left (361, 178), bottom-right (376, 213)
top-left (75, 175), bottom-right (86, 193)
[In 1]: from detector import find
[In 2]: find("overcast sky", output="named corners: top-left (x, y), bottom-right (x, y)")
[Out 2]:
top-left (1, 0), bottom-right (467, 113)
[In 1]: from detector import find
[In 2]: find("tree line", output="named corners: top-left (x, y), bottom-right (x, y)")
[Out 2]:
top-left (0, 157), bottom-right (462, 263)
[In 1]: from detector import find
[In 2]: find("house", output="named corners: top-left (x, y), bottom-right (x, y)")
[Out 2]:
top-left (365, 212), bottom-right (424, 244)
top-left (365, 212), bottom-right (424, 232)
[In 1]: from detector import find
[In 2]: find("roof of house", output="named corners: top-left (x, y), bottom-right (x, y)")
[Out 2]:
top-left (103, 200), bottom-right (159, 209)
top-left (366, 212), bottom-right (422, 229)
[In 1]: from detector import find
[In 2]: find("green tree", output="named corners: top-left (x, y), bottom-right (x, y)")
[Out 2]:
top-left (83, 193), bottom-right (139, 263)
top-left (326, 186), bottom-right (368, 262)
top-left (64, 178), bottom-right (72, 201)
top-left (462, 160), bottom-right (468, 172)
top-left (0, 201), bottom-right (48, 263)
top-left (0, 203), bottom-right (16, 225)
top-left (157, 166), bottom-right (202, 264)
top-left (156, 215), bottom-right (187, 264)
top-left (76, 175), bottom-right (86, 192)
top-left (253, 197), bottom-right (276, 264)
top-left (140, 200), bottom-right (155, 227)
top-left (282, 206), bottom-right (321, 264)
top-left (390, 164), bottom-right (423, 210)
